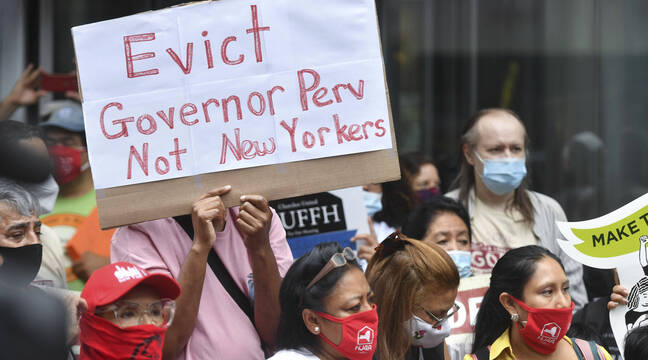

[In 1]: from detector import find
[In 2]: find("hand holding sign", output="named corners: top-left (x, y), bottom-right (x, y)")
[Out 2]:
top-left (236, 195), bottom-right (273, 252)
top-left (608, 285), bottom-right (629, 310)
top-left (191, 185), bottom-right (231, 251)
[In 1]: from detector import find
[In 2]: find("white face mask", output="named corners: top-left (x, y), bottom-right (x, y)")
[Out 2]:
top-left (406, 314), bottom-right (452, 348)
top-left (19, 175), bottom-right (59, 215)
top-left (362, 190), bottom-right (382, 216)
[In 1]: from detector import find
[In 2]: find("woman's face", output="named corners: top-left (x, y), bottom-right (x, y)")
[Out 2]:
top-left (317, 267), bottom-right (374, 346)
top-left (513, 257), bottom-right (571, 319)
top-left (97, 285), bottom-right (163, 327)
top-left (412, 163), bottom-right (440, 192)
top-left (422, 212), bottom-right (470, 252)
top-left (637, 291), bottom-right (648, 310)
top-left (413, 284), bottom-right (458, 326)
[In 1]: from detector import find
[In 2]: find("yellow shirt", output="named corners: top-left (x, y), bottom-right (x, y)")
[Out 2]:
top-left (463, 328), bottom-right (613, 360)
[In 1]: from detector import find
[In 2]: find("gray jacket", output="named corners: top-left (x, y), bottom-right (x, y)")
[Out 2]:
top-left (446, 188), bottom-right (587, 310)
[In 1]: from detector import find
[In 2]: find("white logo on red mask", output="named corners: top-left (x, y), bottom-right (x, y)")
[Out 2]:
top-left (538, 322), bottom-right (561, 344)
top-left (356, 325), bottom-right (374, 352)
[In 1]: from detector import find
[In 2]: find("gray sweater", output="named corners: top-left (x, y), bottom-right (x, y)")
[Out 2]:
top-left (446, 188), bottom-right (587, 310)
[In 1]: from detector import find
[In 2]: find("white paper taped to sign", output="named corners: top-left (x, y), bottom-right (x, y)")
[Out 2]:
top-left (72, 0), bottom-right (392, 189)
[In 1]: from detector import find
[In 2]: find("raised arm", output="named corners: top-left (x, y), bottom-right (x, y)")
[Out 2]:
top-left (235, 195), bottom-right (283, 348)
top-left (0, 64), bottom-right (47, 121)
top-left (162, 186), bottom-right (230, 359)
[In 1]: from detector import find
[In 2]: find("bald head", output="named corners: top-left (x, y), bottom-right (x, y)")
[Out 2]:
top-left (465, 109), bottom-right (527, 149)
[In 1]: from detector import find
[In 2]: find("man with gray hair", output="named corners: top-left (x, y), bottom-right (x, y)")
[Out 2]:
top-left (0, 181), bottom-right (43, 288)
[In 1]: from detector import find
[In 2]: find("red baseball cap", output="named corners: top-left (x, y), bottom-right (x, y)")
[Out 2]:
top-left (81, 262), bottom-right (181, 312)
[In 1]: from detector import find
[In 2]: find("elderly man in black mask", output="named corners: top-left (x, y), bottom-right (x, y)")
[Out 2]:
top-left (0, 181), bottom-right (44, 288)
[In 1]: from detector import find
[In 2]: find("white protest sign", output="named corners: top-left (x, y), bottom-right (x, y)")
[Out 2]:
top-left (556, 193), bottom-right (648, 358)
top-left (72, 0), bottom-right (392, 190)
top-left (445, 274), bottom-right (490, 360)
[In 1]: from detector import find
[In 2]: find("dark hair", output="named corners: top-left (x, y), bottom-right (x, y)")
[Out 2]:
top-left (472, 245), bottom-right (564, 352)
top-left (450, 108), bottom-right (534, 223)
top-left (276, 242), bottom-right (361, 354)
top-left (625, 325), bottom-right (648, 360)
top-left (627, 277), bottom-right (648, 311)
top-left (402, 196), bottom-right (471, 242)
top-left (373, 155), bottom-right (418, 229)
top-left (400, 152), bottom-right (434, 178)
top-left (0, 121), bottom-right (50, 183)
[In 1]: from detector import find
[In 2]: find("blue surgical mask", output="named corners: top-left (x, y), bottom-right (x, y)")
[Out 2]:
top-left (474, 152), bottom-right (527, 195)
top-left (363, 190), bottom-right (382, 216)
top-left (446, 250), bottom-right (472, 278)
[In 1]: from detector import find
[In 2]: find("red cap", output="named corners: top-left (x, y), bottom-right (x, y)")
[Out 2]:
top-left (81, 262), bottom-right (181, 312)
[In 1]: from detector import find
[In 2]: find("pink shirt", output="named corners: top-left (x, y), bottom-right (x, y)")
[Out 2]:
top-left (111, 207), bottom-right (293, 360)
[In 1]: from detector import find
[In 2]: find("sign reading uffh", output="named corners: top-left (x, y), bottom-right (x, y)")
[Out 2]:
top-left (72, 0), bottom-right (399, 228)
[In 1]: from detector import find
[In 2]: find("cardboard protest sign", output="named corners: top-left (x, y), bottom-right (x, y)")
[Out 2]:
top-left (269, 187), bottom-right (370, 258)
top-left (556, 193), bottom-right (648, 357)
top-left (71, 0), bottom-right (399, 229)
top-left (445, 274), bottom-right (490, 360)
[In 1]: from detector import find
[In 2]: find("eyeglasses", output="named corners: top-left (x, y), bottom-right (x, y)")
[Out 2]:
top-left (374, 231), bottom-right (407, 259)
top-left (306, 247), bottom-right (356, 289)
top-left (417, 302), bottom-right (461, 328)
top-left (95, 298), bottom-right (176, 328)
top-left (45, 135), bottom-right (82, 147)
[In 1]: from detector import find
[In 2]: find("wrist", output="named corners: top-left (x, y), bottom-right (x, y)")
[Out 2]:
top-left (190, 239), bottom-right (212, 255)
top-left (0, 96), bottom-right (18, 110)
top-left (247, 240), bottom-right (272, 259)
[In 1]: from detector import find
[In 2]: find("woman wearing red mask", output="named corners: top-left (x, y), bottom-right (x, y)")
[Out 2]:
top-left (79, 261), bottom-right (180, 360)
top-left (467, 246), bottom-right (611, 360)
top-left (271, 242), bottom-right (378, 360)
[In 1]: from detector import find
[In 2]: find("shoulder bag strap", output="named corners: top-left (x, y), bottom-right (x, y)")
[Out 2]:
top-left (174, 214), bottom-right (255, 325)
top-left (573, 338), bottom-right (603, 360)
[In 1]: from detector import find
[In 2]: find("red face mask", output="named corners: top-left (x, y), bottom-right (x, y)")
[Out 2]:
top-left (79, 313), bottom-right (166, 360)
top-left (511, 296), bottom-right (574, 355)
top-left (315, 304), bottom-right (379, 360)
top-left (48, 145), bottom-right (89, 185)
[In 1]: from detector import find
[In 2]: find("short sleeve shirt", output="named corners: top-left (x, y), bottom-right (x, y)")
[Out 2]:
top-left (111, 207), bottom-right (293, 360)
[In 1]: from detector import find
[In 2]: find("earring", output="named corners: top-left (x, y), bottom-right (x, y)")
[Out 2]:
top-left (313, 326), bottom-right (320, 333)
top-left (511, 313), bottom-right (520, 322)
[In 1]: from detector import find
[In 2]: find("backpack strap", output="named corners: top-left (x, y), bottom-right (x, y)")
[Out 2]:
top-left (472, 346), bottom-right (490, 360)
top-left (573, 338), bottom-right (603, 360)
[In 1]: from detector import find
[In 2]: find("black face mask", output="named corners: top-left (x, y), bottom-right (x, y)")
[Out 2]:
top-left (0, 244), bottom-right (43, 288)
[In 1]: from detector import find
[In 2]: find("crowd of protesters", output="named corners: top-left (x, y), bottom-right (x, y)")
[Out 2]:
top-left (1, 64), bottom-right (645, 360)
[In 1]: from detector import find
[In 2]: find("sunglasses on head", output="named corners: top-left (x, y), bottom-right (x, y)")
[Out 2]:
top-left (374, 231), bottom-right (408, 259)
top-left (306, 247), bottom-right (356, 289)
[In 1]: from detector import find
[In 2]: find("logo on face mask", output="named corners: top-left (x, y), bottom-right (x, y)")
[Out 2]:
top-left (130, 334), bottom-right (162, 360)
top-left (413, 330), bottom-right (426, 339)
top-left (114, 265), bottom-right (146, 283)
top-left (356, 326), bottom-right (374, 352)
top-left (538, 322), bottom-right (561, 344)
